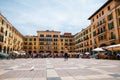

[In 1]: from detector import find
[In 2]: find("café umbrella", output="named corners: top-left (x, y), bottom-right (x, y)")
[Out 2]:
top-left (104, 44), bottom-right (120, 51)
top-left (92, 48), bottom-right (105, 52)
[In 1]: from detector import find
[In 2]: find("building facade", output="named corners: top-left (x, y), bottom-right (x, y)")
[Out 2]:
top-left (23, 30), bottom-right (75, 54)
top-left (75, 0), bottom-right (120, 53)
top-left (60, 33), bottom-right (75, 53)
top-left (0, 12), bottom-right (24, 54)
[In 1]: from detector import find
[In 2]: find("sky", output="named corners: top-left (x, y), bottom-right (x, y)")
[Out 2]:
top-left (0, 0), bottom-right (107, 35)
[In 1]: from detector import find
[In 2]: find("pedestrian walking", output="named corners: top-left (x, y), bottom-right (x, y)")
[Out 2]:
top-left (64, 52), bottom-right (68, 61)
top-left (64, 47), bottom-right (69, 61)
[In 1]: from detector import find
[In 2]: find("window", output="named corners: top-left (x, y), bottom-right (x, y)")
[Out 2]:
top-left (99, 13), bottom-right (101, 17)
top-left (89, 28), bottom-right (91, 32)
top-left (102, 11), bottom-right (104, 15)
top-left (70, 43), bottom-right (72, 46)
top-left (1, 27), bottom-right (4, 33)
top-left (93, 18), bottom-right (94, 22)
top-left (93, 25), bottom-right (95, 29)
top-left (108, 13), bottom-right (113, 21)
top-left (40, 42), bottom-right (44, 45)
top-left (93, 31), bottom-right (96, 36)
top-left (53, 35), bottom-right (58, 38)
top-left (34, 46), bottom-right (36, 49)
top-left (97, 22), bottom-right (99, 26)
top-left (54, 39), bottom-right (58, 41)
top-left (118, 18), bottom-right (120, 26)
top-left (34, 42), bottom-right (36, 45)
top-left (100, 21), bottom-right (102, 25)
top-left (5, 31), bottom-right (7, 36)
top-left (29, 38), bottom-right (32, 41)
top-left (108, 22), bottom-right (114, 30)
top-left (108, 6), bottom-right (110, 11)
top-left (90, 40), bottom-right (92, 45)
top-left (65, 43), bottom-right (68, 46)
top-left (86, 30), bottom-right (88, 34)
top-left (2, 19), bottom-right (4, 25)
top-left (40, 34), bottom-right (44, 37)
top-left (110, 32), bottom-right (115, 39)
top-left (39, 38), bottom-right (44, 41)
top-left (61, 47), bottom-right (63, 50)
top-left (103, 18), bottom-right (105, 23)
top-left (24, 46), bottom-right (27, 49)
top-left (69, 39), bottom-right (72, 42)
top-left (39, 46), bottom-right (43, 50)
top-left (83, 32), bottom-right (85, 35)
top-left (0, 35), bottom-right (4, 42)
top-left (46, 38), bottom-right (52, 42)
top-left (98, 35), bottom-right (106, 41)
top-left (96, 15), bottom-right (98, 19)
top-left (65, 39), bottom-right (68, 42)
top-left (90, 34), bottom-right (91, 38)
top-left (46, 35), bottom-right (51, 37)
top-left (29, 42), bottom-right (32, 45)
top-left (61, 39), bottom-right (63, 42)
top-left (7, 24), bottom-right (8, 28)
top-left (118, 8), bottom-right (120, 16)
top-left (24, 42), bottom-right (27, 45)
top-left (34, 38), bottom-right (36, 41)
top-left (54, 47), bottom-right (57, 50)
top-left (25, 38), bottom-right (27, 41)
top-left (54, 42), bottom-right (57, 45)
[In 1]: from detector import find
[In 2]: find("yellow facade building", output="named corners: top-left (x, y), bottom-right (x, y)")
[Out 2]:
top-left (23, 30), bottom-right (75, 54)
top-left (75, 0), bottom-right (120, 53)
top-left (60, 33), bottom-right (75, 53)
top-left (0, 12), bottom-right (24, 54)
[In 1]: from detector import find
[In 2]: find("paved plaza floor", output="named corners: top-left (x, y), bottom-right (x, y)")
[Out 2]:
top-left (0, 58), bottom-right (120, 80)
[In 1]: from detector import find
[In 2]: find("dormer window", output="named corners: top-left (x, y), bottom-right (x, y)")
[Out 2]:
top-left (108, 6), bottom-right (110, 11)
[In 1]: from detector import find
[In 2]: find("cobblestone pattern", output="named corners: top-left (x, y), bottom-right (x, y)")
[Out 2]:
top-left (0, 58), bottom-right (120, 80)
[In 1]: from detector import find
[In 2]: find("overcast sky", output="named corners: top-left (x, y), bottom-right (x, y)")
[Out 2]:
top-left (0, 0), bottom-right (107, 35)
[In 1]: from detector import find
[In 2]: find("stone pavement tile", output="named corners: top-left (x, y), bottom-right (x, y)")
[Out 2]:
top-left (98, 67), bottom-right (120, 73)
top-left (18, 78), bottom-right (33, 80)
top-left (33, 78), bottom-right (46, 80)
top-left (47, 65), bottom-right (54, 69)
top-left (0, 70), bottom-right (9, 75)
top-left (3, 78), bottom-right (18, 80)
top-left (0, 70), bottom-right (46, 79)
top-left (74, 76), bottom-right (89, 80)
top-left (90, 78), bottom-right (119, 80)
top-left (47, 69), bottom-right (59, 77)
top-left (66, 69), bottom-right (101, 76)
top-left (116, 77), bottom-right (120, 80)
top-left (109, 74), bottom-right (120, 78)
top-left (86, 74), bottom-right (114, 79)
top-left (47, 77), bottom-right (61, 80)
top-left (56, 69), bottom-right (70, 77)
top-left (61, 77), bottom-right (75, 80)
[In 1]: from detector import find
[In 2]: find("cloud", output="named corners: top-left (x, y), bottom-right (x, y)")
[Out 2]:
top-left (0, 0), bottom-right (107, 35)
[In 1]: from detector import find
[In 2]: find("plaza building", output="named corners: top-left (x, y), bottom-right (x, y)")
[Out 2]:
top-left (60, 33), bottom-right (75, 53)
top-left (0, 12), bottom-right (24, 54)
top-left (24, 30), bottom-right (75, 53)
top-left (23, 35), bottom-right (38, 54)
top-left (23, 30), bottom-right (75, 54)
top-left (75, 0), bottom-right (120, 53)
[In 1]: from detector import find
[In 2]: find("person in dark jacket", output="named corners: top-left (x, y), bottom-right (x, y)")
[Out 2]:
top-left (64, 47), bottom-right (69, 61)
top-left (64, 52), bottom-right (68, 61)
